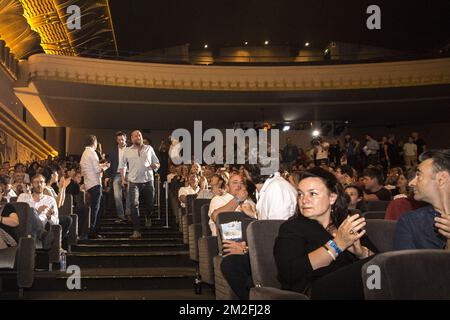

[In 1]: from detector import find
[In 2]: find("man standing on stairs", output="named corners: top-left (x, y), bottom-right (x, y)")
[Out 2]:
top-left (80, 135), bottom-right (111, 239)
top-left (120, 130), bottom-right (160, 239)
top-left (105, 131), bottom-right (131, 224)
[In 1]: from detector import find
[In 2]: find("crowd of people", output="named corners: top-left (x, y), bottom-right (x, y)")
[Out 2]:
top-left (0, 129), bottom-right (448, 300)
top-left (165, 131), bottom-right (449, 300)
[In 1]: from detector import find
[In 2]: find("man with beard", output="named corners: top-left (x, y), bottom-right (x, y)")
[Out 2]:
top-left (120, 130), bottom-right (160, 239)
top-left (17, 174), bottom-right (72, 249)
top-left (394, 150), bottom-right (450, 250)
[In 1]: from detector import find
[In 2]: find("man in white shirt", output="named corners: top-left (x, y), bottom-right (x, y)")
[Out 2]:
top-left (208, 173), bottom-right (256, 236)
top-left (178, 174), bottom-right (200, 208)
top-left (403, 136), bottom-right (418, 169)
top-left (120, 130), bottom-right (160, 239)
top-left (220, 163), bottom-right (297, 300)
top-left (80, 135), bottom-right (110, 239)
top-left (17, 174), bottom-right (71, 248)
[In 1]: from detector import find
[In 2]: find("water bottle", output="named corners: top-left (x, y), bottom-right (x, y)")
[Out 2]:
top-left (60, 251), bottom-right (67, 272)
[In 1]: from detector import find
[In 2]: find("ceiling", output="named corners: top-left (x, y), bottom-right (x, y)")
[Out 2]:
top-left (108, 0), bottom-right (450, 54)
top-left (33, 80), bottom-right (450, 130)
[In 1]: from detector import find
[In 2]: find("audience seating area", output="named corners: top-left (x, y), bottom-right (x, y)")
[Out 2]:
top-left (1, 157), bottom-right (449, 300)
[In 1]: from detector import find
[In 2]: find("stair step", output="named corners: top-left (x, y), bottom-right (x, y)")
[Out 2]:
top-left (72, 243), bottom-right (187, 252)
top-left (66, 251), bottom-right (194, 268)
top-left (1, 268), bottom-right (198, 292)
top-left (98, 231), bottom-right (182, 238)
top-left (4, 289), bottom-right (215, 300)
top-left (98, 225), bottom-right (179, 231)
top-left (77, 237), bottom-right (182, 245)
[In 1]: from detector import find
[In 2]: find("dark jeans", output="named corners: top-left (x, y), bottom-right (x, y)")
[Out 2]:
top-left (87, 185), bottom-right (102, 234)
top-left (58, 215), bottom-right (72, 240)
top-left (29, 208), bottom-right (71, 243)
top-left (28, 208), bottom-right (47, 241)
top-left (310, 256), bottom-right (375, 300)
top-left (129, 181), bottom-right (154, 231)
top-left (221, 254), bottom-right (253, 300)
top-left (368, 154), bottom-right (380, 166)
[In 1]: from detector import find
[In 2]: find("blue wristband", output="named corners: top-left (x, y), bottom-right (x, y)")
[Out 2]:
top-left (327, 240), bottom-right (343, 256)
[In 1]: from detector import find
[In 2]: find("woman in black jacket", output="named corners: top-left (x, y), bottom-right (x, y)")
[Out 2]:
top-left (274, 167), bottom-right (378, 299)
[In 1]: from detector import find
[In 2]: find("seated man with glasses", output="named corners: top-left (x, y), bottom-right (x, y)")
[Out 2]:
top-left (17, 174), bottom-right (71, 249)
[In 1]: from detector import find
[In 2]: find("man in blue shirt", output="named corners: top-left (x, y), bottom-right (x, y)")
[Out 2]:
top-left (394, 149), bottom-right (450, 250)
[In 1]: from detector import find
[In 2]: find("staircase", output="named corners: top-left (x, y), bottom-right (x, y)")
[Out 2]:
top-left (1, 202), bottom-right (215, 300)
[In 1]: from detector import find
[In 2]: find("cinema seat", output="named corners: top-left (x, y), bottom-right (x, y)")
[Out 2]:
top-left (247, 220), bottom-right (308, 300)
top-left (197, 203), bottom-right (217, 293)
top-left (363, 211), bottom-right (386, 220)
top-left (73, 191), bottom-right (90, 240)
top-left (59, 195), bottom-right (78, 252)
top-left (0, 202), bottom-right (35, 297)
top-left (365, 219), bottom-right (397, 253)
top-left (366, 200), bottom-right (391, 212)
top-left (181, 195), bottom-right (196, 245)
top-left (362, 249), bottom-right (450, 299)
top-left (189, 198), bottom-right (210, 262)
top-left (213, 211), bottom-right (256, 300)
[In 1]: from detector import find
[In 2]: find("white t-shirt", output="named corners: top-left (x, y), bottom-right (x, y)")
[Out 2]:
top-left (403, 143), bottom-right (417, 156)
top-left (208, 192), bottom-right (256, 236)
top-left (197, 189), bottom-right (215, 200)
top-left (178, 185), bottom-right (200, 208)
top-left (117, 146), bottom-right (127, 173)
top-left (17, 193), bottom-right (59, 226)
top-left (80, 146), bottom-right (102, 191)
top-left (256, 172), bottom-right (297, 221)
top-left (5, 189), bottom-right (17, 202)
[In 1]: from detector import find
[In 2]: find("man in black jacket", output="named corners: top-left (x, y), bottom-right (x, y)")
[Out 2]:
top-left (106, 131), bottom-right (129, 223)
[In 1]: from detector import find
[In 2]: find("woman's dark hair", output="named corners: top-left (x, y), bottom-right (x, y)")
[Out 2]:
top-left (299, 167), bottom-right (349, 227)
top-left (41, 166), bottom-right (57, 184)
top-left (243, 163), bottom-right (271, 185)
top-left (336, 164), bottom-right (354, 178)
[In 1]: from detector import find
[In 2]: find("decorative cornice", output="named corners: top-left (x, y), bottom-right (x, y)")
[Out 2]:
top-left (17, 0), bottom-right (117, 56)
top-left (0, 0), bottom-right (42, 59)
top-left (0, 40), bottom-right (19, 80)
top-left (24, 54), bottom-right (450, 91)
top-left (0, 101), bottom-right (58, 158)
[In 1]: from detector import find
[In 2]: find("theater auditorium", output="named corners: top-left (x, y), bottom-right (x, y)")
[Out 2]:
top-left (0, 0), bottom-right (449, 301)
